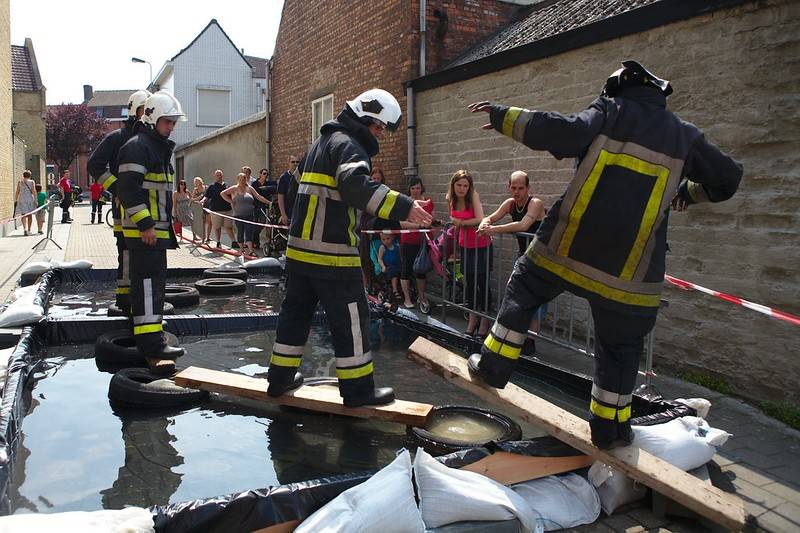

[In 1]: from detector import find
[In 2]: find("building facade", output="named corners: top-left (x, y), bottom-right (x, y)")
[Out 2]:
top-left (0, 0), bottom-right (14, 225)
top-left (150, 19), bottom-right (267, 149)
top-left (409, 0), bottom-right (800, 403)
top-left (11, 38), bottom-right (46, 183)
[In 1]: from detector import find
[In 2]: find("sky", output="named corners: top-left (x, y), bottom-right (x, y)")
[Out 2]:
top-left (10, 0), bottom-right (284, 105)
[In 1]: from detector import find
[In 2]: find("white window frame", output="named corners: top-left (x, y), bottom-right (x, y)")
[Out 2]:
top-left (311, 94), bottom-right (334, 143)
top-left (196, 86), bottom-right (231, 127)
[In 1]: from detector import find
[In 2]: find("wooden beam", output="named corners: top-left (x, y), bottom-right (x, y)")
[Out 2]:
top-left (174, 366), bottom-right (432, 426)
top-left (460, 451), bottom-right (593, 485)
top-left (407, 337), bottom-right (747, 531)
top-left (251, 520), bottom-right (300, 533)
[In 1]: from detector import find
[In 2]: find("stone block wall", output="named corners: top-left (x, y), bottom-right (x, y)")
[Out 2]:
top-left (12, 90), bottom-right (46, 179)
top-left (0, 0), bottom-right (13, 222)
top-left (415, 0), bottom-right (800, 403)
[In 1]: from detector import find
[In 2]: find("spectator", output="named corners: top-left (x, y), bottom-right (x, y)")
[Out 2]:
top-left (448, 169), bottom-right (492, 339)
top-left (220, 172), bottom-right (271, 257)
top-left (277, 155), bottom-right (299, 226)
top-left (377, 232), bottom-right (402, 300)
top-left (190, 177), bottom-right (207, 242)
top-left (58, 170), bottom-right (73, 224)
top-left (89, 178), bottom-right (104, 224)
top-left (172, 179), bottom-right (193, 238)
top-left (15, 170), bottom-right (36, 235)
top-left (205, 169), bottom-right (237, 249)
top-left (399, 176), bottom-right (434, 309)
top-left (34, 184), bottom-right (46, 234)
top-left (251, 168), bottom-right (277, 251)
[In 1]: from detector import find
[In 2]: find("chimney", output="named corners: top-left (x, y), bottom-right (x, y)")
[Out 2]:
top-left (83, 84), bottom-right (93, 103)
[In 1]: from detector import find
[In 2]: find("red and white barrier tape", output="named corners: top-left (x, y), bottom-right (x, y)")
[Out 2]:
top-left (665, 275), bottom-right (800, 327)
top-left (361, 228), bottom-right (432, 235)
top-left (0, 201), bottom-right (50, 225)
top-left (175, 227), bottom-right (256, 260)
top-left (201, 207), bottom-right (288, 230)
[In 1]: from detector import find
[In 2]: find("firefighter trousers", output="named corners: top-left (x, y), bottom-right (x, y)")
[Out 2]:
top-left (115, 236), bottom-right (131, 315)
top-left (268, 272), bottom-right (375, 400)
top-left (129, 247), bottom-right (167, 355)
top-left (478, 255), bottom-right (656, 448)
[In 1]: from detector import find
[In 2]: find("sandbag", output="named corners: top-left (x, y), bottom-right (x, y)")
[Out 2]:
top-left (0, 292), bottom-right (44, 327)
top-left (413, 447), bottom-right (542, 533)
top-left (296, 449), bottom-right (425, 533)
top-left (589, 417), bottom-right (731, 514)
top-left (0, 347), bottom-right (13, 392)
top-left (242, 257), bottom-right (280, 269)
top-left (10, 283), bottom-right (39, 302)
top-left (511, 474), bottom-right (600, 531)
top-left (53, 259), bottom-right (93, 269)
top-left (0, 506), bottom-right (154, 532)
top-left (19, 260), bottom-right (51, 276)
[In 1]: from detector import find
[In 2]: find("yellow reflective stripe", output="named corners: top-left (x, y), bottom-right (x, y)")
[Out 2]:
top-left (483, 334), bottom-right (521, 360)
top-left (270, 354), bottom-right (302, 367)
top-left (144, 172), bottom-right (168, 182)
top-left (301, 172), bottom-right (336, 188)
top-left (531, 252), bottom-right (661, 307)
top-left (557, 150), bottom-right (606, 257)
top-left (122, 229), bottom-right (171, 239)
top-left (286, 247), bottom-right (361, 267)
top-left (113, 224), bottom-right (123, 232)
top-left (301, 196), bottom-right (318, 240)
top-left (133, 323), bottom-right (163, 335)
top-left (590, 399), bottom-right (632, 422)
top-left (115, 287), bottom-right (130, 295)
top-left (130, 209), bottom-right (151, 223)
top-left (347, 207), bottom-right (357, 246)
top-left (501, 107), bottom-right (522, 138)
top-left (377, 190), bottom-right (399, 219)
top-left (102, 175), bottom-right (117, 190)
top-left (149, 190), bottom-right (159, 220)
top-left (595, 153), bottom-right (669, 280)
top-left (336, 362), bottom-right (374, 380)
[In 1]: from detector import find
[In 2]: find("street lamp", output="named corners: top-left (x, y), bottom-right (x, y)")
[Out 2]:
top-left (131, 57), bottom-right (153, 87)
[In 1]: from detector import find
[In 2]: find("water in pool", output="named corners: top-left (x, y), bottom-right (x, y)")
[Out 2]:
top-left (9, 320), bottom-right (585, 514)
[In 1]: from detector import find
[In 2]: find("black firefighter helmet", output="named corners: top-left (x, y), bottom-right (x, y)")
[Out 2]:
top-left (602, 60), bottom-right (673, 98)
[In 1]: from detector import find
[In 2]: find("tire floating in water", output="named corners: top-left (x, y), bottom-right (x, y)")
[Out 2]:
top-left (164, 285), bottom-right (200, 307)
top-left (108, 301), bottom-right (174, 316)
top-left (195, 277), bottom-right (247, 295)
top-left (408, 405), bottom-right (522, 455)
top-left (202, 267), bottom-right (248, 281)
top-left (108, 367), bottom-right (208, 408)
top-left (95, 329), bottom-right (180, 365)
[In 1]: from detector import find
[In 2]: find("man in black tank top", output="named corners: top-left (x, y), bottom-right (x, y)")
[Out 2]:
top-left (477, 170), bottom-right (545, 256)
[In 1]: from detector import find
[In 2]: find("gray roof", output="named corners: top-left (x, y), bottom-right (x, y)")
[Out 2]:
top-left (245, 55), bottom-right (267, 78)
top-left (86, 90), bottom-right (138, 108)
top-left (450, 0), bottom-right (659, 67)
top-left (11, 44), bottom-right (39, 91)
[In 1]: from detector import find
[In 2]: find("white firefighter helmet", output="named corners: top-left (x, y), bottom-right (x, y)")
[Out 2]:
top-left (126, 89), bottom-right (151, 116)
top-left (347, 88), bottom-right (402, 131)
top-left (141, 91), bottom-right (187, 126)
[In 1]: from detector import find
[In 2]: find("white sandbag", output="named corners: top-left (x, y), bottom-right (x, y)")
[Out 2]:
top-left (0, 347), bottom-right (13, 392)
top-left (10, 284), bottom-right (39, 302)
top-left (0, 289), bottom-right (44, 328)
top-left (19, 260), bottom-right (52, 276)
top-left (512, 474), bottom-right (601, 531)
top-left (674, 397), bottom-right (712, 418)
top-left (414, 448), bottom-right (543, 533)
top-left (296, 449), bottom-right (425, 533)
top-left (52, 259), bottom-right (93, 269)
top-left (242, 257), bottom-right (280, 269)
top-left (0, 506), bottom-right (154, 532)
top-left (589, 416), bottom-right (731, 514)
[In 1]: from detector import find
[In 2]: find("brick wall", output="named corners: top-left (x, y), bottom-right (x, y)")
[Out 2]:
top-left (415, 0), bottom-right (800, 403)
top-left (0, 0), bottom-right (12, 223)
top-left (12, 90), bottom-right (47, 179)
top-left (270, 0), bottom-right (521, 191)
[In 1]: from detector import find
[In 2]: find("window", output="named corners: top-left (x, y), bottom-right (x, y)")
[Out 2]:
top-left (197, 87), bottom-right (231, 127)
top-left (311, 94), bottom-right (333, 143)
top-left (121, 107), bottom-right (129, 118)
top-left (95, 108), bottom-right (104, 118)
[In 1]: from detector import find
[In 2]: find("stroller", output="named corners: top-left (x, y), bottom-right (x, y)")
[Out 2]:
top-left (262, 203), bottom-right (288, 257)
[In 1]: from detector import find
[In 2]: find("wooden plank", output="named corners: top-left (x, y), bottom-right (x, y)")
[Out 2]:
top-left (174, 366), bottom-right (432, 426)
top-left (407, 337), bottom-right (747, 531)
top-left (460, 451), bottom-right (594, 485)
top-left (251, 519), bottom-right (300, 533)
top-left (147, 357), bottom-right (175, 375)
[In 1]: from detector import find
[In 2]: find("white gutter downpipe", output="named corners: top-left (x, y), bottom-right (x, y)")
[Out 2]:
top-left (265, 59), bottom-right (272, 173)
top-left (405, 0), bottom-right (426, 180)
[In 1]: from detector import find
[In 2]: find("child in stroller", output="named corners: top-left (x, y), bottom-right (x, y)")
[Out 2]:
top-left (369, 232), bottom-right (402, 304)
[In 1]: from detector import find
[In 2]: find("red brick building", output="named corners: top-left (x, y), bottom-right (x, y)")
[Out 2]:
top-left (268, 0), bottom-right (529, 189)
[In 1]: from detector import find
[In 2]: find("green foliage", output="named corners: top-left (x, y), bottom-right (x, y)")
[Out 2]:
top-left (46, 104), bottom-right (107, 171)
top-left (679, 370), bottom-right (734, 395)
top-left (760, 401), bottom-right (800, 431)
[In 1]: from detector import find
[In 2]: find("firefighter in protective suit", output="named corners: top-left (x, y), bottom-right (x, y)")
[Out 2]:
top-left (116, 91), bottom-right (186, 368)
top-left (88, 89), bottom-right (151, 317)
top-left (467, 61), bottom-right (743, 449)
top-left (267, 88), bottom-right (433, 407)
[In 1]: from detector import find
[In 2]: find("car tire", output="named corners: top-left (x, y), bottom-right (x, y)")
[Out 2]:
top-left (108, 301), bottom-right (174, 317)
top-left (195, 277), bottom-right (247, 295)
top-left (408, 405), bottom-right (522, 456)
top-left (95, 329), bottom-right (180, 364)
top-left (108, 367), bottom-right (208, 408)
top-left (202, 267), bottom-right (248, 281)
top-left (164, 285), bottom-right (200, 308)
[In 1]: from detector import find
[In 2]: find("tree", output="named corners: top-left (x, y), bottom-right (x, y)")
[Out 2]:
top-left (45, 104), bottom-right (106, 171)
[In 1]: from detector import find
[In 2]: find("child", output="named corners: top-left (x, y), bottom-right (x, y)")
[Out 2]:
top-left (35, 184), bottom-right (46, 234)
top-left (377, 232), bottom-right (402, 300)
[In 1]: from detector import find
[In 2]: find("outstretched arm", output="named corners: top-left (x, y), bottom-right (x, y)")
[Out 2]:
top-left (672, 134), bottom-right (743, 211)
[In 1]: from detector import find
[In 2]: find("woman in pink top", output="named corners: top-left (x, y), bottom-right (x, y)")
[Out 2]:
top-left (399, 176), bottom-right (434, 309)
top-left (448, 169), bottom-right (492, 338)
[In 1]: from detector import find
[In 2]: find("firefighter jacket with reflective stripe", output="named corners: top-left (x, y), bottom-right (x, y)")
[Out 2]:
top-left (489, 86), bottom-right (742, 311)
top-left (286, 106), bottom-right (414, 280)
top-left (116, 125), bottom-right (178, 250)
top-left (87, 118), bottom-right (136, 195)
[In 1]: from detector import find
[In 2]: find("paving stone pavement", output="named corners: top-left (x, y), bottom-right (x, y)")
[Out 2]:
top-left (0, 203), bottom-right (797, 532)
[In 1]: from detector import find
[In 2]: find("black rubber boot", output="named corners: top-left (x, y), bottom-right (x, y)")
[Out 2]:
top-left (152, 344), bottom-right (184, 360)
top-left (267, 372), bottom-right (304, 397)
top-left (343, 387), bottom-right (395, 408)
top-left (467, 353), bottom-right (510, 388)
top-left (589, 417), bottom-right (634, 450)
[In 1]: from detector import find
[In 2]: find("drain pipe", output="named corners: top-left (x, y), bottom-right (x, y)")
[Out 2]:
top-left (405, 0), bottom-right (426, 181)
top-left (265, 59), bottom-right (272, 174)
